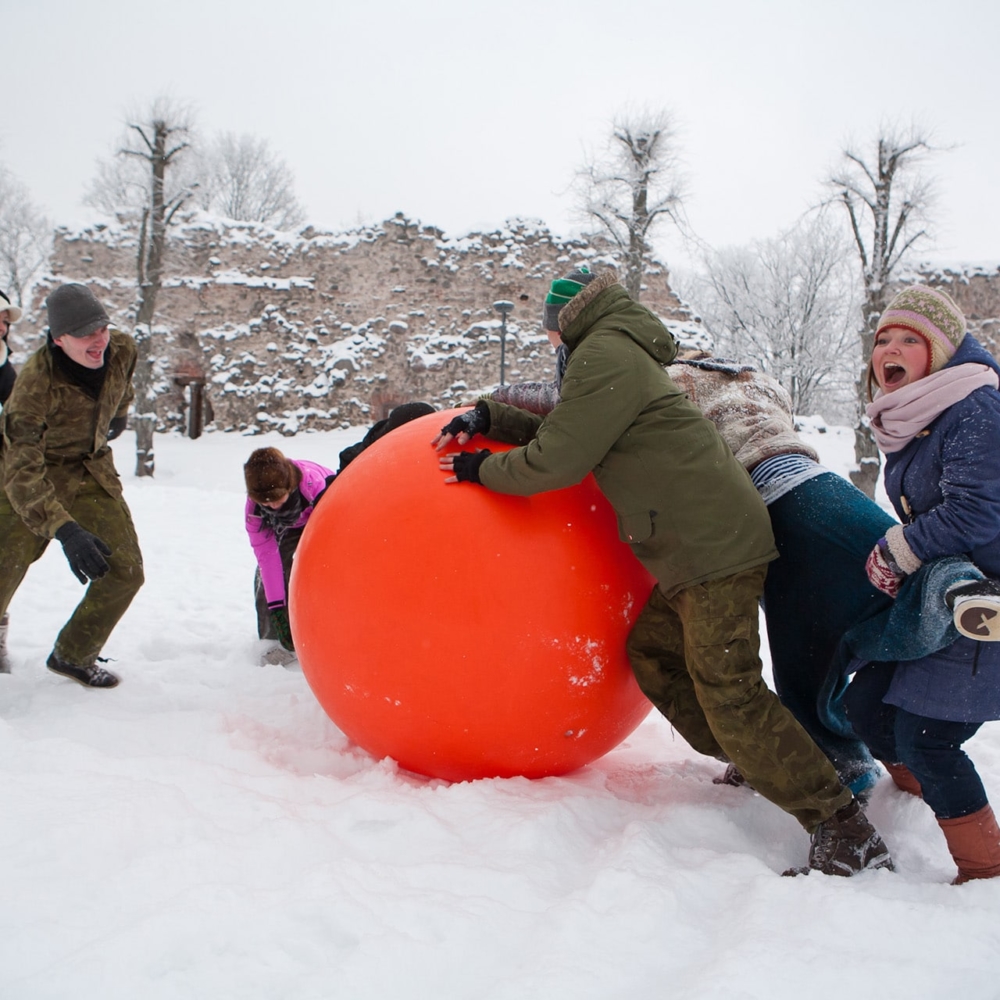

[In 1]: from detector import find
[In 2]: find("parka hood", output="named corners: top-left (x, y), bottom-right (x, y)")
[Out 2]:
top-left (559, 271), bottom-right (678, 366)
top-left (945, 332), bottom-right (1000, 379)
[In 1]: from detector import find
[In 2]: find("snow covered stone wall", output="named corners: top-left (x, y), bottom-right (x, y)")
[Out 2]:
top-left (16, 212), bottom-right (705, 435)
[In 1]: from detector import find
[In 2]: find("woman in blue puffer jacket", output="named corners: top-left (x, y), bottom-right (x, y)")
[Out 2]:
top-left (844, 285), bottom-right (1000, 883)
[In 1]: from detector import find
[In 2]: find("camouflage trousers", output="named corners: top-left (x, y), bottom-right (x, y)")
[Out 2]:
top-left (0, 474), bottom-right (144, 666)
top-left (627, 566), bottom-right (852, 833)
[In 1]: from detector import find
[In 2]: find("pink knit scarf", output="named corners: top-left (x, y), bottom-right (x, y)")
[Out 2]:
top-left (866, 363), bottom-right (999, 453)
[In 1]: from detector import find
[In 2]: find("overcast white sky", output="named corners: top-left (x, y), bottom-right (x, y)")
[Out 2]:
top-left (4, 0), bottom-right (998, 275)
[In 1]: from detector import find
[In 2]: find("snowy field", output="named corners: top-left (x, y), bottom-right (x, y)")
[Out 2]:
top-left (2, 420), bottom-right (999, 1000)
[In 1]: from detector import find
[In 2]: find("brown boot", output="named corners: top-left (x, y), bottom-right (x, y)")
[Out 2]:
top-left (881, 760), bottom-right (922, 797)
top-left (938, 805), bottom-right (1000, 883)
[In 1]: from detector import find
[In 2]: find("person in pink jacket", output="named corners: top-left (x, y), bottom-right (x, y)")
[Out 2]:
top-left (244, 447), bottom-right (335, 664)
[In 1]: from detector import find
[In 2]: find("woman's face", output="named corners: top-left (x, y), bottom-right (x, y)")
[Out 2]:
top-left (872, 326), bottom-right (930, 393)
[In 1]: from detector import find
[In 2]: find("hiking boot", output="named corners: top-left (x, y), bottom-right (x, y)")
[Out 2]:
top-left (784, 798), bottom-right (894, 877)
top-left (0, 613), bottom-right (10, 674)
top-left (46, 652), bottom-right (120, 689)
top-left (948, 580), bottom-right (1000, 641)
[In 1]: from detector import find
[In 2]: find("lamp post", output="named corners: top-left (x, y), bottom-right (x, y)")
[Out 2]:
top-left (493, 300), bottom-right (514, 386)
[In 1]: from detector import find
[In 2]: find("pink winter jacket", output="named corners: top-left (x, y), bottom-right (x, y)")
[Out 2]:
top-left (244, 459), bottom-right (335, 606)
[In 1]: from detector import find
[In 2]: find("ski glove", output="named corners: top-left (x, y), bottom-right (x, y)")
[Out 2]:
top-left (439, 401), bottom-right (491, 441)
top-left (55, 521), bottom-right (112, 584)
top-left (452, 449), bottom-right (492, 484)
top-left (269, 603), bottom-right (295, 651)
top-left (865, 539), bottom-right (904, 599)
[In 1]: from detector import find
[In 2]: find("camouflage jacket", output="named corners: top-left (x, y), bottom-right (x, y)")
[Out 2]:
top-left (0, 329), bottom-right (136, 538)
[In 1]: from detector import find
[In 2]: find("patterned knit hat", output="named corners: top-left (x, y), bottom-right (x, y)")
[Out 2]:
top-left (543, 266), bottom-right (597, 332)
top-left (875, 285), bottom-right (967, 376)
top-left (244, 447), bottom-right (300, 504)
top-left (46, 283), bottom-right (110, 339)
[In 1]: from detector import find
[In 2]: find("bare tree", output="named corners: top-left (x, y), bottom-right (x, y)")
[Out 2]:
top-left (578, 108), bottom-right (685, 299)
top-left (87, 99), bottom-right (196, 477)
top-left (0, 165), bottom-right (52, 307)
top-left (693, 212), bottom-right (860, 416)
top-left (194, 132), bottom-right (305, 229)
top-left (827, 123), bottom-right (938, 495)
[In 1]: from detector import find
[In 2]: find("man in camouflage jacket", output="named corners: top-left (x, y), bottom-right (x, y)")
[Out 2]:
top-left (435, 268), bottom-right (893, 877)
top-left (0, 284), bottom-right (144, 687)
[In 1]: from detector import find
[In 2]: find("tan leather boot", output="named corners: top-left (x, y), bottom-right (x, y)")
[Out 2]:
top-left (881, 760), bottom-right (922, 797)
top-left (938, 804), bottom-right (1000, 883)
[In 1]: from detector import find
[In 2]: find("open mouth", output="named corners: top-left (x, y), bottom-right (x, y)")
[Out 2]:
top-left (882, 362), bottom-right (907, 387)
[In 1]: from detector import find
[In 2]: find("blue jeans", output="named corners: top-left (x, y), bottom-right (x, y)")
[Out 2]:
top-left (843, 661), bottom-right (986, 820)
top-left (763, 473), bottom-right (894, 792)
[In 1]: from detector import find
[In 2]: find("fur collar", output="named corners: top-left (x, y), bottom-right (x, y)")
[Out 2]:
top-left (558, 270), bottom-right (622, 333)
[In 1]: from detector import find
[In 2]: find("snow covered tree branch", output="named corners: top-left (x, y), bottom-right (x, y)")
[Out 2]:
top-left (577, 108), bottom-right (686, 299)
top-left (193, 132), bottom-right (306, 230)
top-left (692, 211), bottom-right (860, 419)
top-left (826, 122), bottom-right (941, 495)
top-left (0, 165), bottom-right (51, 308)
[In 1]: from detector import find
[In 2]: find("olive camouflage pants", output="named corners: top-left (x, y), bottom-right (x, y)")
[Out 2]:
top-left (627, 566), bottom-right (852, 833)
top-left (0, 475), bottom-right (144, 666)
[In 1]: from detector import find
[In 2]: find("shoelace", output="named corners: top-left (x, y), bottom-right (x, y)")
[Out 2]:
top-left (810, 820), bottom-right (837, 862)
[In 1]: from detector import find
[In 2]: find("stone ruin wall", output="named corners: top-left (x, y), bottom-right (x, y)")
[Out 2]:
top-left (14, 213), bottom-right (705, 435)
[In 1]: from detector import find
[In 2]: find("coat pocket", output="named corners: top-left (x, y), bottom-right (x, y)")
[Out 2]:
top-left (618, 510), bottom-right (653, 544)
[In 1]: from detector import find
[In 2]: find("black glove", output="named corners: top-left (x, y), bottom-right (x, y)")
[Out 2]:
top-left (269, 603), bottom-right (295, 651)
top-left (452, 449), bottom-right (492, 484)
top-left (440, 401), bottom-right (491, 441)
top-left (55, 521), bottom-right (112, 584)
top-left (107, 415), bottom-right (128, 441)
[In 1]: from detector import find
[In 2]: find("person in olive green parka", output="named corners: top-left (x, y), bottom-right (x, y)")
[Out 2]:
top-left (435, 267), bottom-right (893, 877)
top-left (0, 283), bottom-right (144, 688)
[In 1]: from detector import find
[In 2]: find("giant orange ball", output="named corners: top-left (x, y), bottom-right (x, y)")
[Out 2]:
top-left (289, 409), bottom-right (655, 781)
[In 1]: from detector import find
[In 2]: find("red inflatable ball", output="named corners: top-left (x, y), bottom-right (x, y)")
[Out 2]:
top-left (289, 408), bottom-right (655, 782)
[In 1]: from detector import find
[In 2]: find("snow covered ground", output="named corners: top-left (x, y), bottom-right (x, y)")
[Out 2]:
top-left (2, 421), bottom-right (998, 1000)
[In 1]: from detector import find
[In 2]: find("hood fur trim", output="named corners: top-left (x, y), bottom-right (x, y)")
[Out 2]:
top-left (558, 270), bottom-right (621, 333)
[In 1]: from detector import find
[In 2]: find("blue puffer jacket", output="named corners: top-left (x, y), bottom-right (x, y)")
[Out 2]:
top-left (881, 334), bottom-right (1000, 722)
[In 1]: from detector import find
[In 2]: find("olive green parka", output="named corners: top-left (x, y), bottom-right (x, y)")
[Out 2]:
top-left (0, 329), bottom-right (136, 538)
top-left (478, 272), bottom-right (777, 596)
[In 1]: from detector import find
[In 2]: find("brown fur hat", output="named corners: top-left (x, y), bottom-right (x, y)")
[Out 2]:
top-left (244, 447), bottom-right (301, 504)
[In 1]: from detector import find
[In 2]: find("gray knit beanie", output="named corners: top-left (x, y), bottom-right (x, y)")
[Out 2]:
top-left (46, 284), bottom-right (110, 339)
